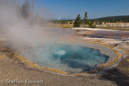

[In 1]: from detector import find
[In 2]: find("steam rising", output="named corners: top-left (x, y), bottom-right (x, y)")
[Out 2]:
top-left (0, 0), bottom-right (110, 73)
top-left (0, 0), bottom-right (54, 48)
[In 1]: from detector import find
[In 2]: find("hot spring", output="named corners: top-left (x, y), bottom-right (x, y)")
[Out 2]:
top-left (22, 43), bottom-right (109, 73)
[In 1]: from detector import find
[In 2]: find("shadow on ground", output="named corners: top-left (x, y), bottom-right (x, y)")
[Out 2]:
top-left (100, 68), bottom-right (129, 86)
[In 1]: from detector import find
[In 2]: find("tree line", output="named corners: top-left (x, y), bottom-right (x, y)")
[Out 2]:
top-left (73, 12), bottom-right (95, 28)
top-left (91, 15), bottom-right (129, 23)
top-left (50, 14), bottom-right (129, 27)
top-left (50, 12), bottom-right (96, 28)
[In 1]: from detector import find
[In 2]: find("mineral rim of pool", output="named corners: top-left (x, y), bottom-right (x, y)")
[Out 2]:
top-left (22, 44), bottom-right (109, 73)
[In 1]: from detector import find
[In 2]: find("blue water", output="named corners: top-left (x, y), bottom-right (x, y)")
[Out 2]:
top-left (22, 44), bottom-right (109, 73)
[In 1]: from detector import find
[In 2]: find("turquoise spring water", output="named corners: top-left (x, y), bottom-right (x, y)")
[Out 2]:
top-left (22, 44), bottom-right (109, 73)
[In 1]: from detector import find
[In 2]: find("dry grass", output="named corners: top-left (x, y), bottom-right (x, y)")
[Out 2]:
top-left (96, 27), bottom-right (129, 31)
top-left (48, 24), bottom-right (73, 28)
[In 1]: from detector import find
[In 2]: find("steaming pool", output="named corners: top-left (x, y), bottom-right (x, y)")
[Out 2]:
top-left (22, 44), bottom-right (109, 73)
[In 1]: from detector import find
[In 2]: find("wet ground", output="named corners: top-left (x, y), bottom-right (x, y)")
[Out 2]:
top-left (71, 29), bottom-right (129, 40)
top-left (44, 28), bottom-right (129, 41)
top-left (88, 31), bottom-right (129, 39)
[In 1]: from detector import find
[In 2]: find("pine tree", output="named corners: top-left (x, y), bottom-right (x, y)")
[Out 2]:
top-left (84, 12), bottom-right (88, 24)
top-left (73, 14), bottom-right (81, 27)
top-left (21, 0), bottom-right (30, 19)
